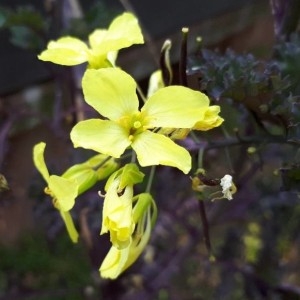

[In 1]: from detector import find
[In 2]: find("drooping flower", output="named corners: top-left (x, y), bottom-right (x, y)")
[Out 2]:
top-left (38, 12), bottom-right (144, 69)
top-left (33, 142), bottom-right (79, 242)
top-left (71, 68), bottom-right (223, 174)
top-left (101, 178), bottom-right (134, 249)
top-left (220, 174), bottom-right (237, 200)
top-left (33, 142), bottom-right (118, 242)
top-left (100, 163), bottom-right (144, 249)
top-left (100, 193), bottom-right (156, 279)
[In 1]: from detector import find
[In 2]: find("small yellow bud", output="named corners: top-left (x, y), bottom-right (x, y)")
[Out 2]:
top-left (247, 147), bottom-right (256, 154)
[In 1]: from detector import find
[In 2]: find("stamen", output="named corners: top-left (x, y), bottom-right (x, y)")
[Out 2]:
top-left (129, 135), bottom-right (134, 141)
top-left (133, 121), bottom-right (142, 129)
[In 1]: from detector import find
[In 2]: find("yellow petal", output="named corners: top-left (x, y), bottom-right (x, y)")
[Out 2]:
top-left (90, 12), bottom-right (144, 56)
top-left (100, 245), bottom-right (130, 279)
top-left (107, 12), bottom-right (144, 49)
top-left (38, 37), bottom-right (89, 65)
top-left (33, 142), bottom-right (50, 182)
top-left (88, 29), bottom-right (107, 51)
top-left (71, 119), bottom-right (131, 158)
top-left (132, 131), bottom-right (191, 174)
top-left (193, 106), bottom-right (224, 130)
top-left (48, 175), bottom-right (78, 211)
top-left (101, 180), bottom-right (134, 249)
top-left (142, 86), bottom-right (210, 128)
top-left (82, 68), bottom-right (139, 120)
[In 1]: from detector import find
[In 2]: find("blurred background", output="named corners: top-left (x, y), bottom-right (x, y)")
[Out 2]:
top-left (1, 0), bottom-right (300, 299)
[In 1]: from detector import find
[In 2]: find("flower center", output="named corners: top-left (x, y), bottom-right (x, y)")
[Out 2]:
top-left (133, 121), bottom-right (142, 129)
top-left (119, 112), bottom-right (147, 141)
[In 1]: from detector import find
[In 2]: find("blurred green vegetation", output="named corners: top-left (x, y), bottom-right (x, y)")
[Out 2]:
top-left (0, 233), bottom-right (93, 300)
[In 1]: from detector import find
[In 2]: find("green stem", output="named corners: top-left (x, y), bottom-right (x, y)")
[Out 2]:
top-left (131, 151), bottom-right (137, 163)
top-left (150, 197), bottom-right (158, 228)
top-left (136, 83), bottom-right (147, 103)
top-left (160, 39), bottom-right (173, 86)
top-left (198, 147), bottom-right (204, 170)
top-left (190, 131), bottom-right (204, 169)
top-left (146, 166), bottom-right (156, 193)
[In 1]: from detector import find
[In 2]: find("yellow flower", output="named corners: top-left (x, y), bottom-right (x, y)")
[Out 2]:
top-left (100, 193), bottom-right (156, 279)
top-left (100, 163), bottom-right (144, 249)
top-left (38, 12), bottom-right (144, 69)
top-left (71, 68), bottom-right (223, 174)
top-left (33, 142), bottom-right (79, 242)
top-left (101, 178), bottom-right (135, 249)
top-left (33, 142), bottom-right (117, 242)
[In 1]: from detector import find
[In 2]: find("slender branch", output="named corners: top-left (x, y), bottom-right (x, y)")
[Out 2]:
top-left (198, 199), bottom-right (212, 255)
top-left (192, 134), bottom-right (299, 152)
top-left (179, 27), bottom-right (189, 87)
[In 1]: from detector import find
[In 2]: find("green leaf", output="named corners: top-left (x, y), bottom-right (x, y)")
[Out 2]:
top-left (0, 7), bottom-right (10, 28)
top-left (280, 165), bottom-right (300, 191)
top-left (7, 6), bottom-right (45, 30)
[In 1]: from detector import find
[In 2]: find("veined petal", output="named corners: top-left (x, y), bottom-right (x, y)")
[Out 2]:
top-left (48, 175), bottom-right (78, 211)
top-left (33, 142), bottom-right (50, 182)
top-left (82, 68), bottom-right (139, 120)
top-left (70, 119), bottom-right (131, 158)
top-left (132, 131), bottom-right (191, 174)
top-left (38, 37), bottom-right (89, 65)
top-left (59, 211), bottom-right (79, 243)
top-left (100, 245), bottom-right (130, 279)
top-left (142, 86), bottom-right (210, 128)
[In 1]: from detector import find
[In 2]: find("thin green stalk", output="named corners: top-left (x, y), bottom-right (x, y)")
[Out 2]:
top-left (190, 131), bottom-right (204, 169)
top-left (131, 151), bottom-right (137, 164)
top-left (189, 132), bottom-right (212, 256)
top-left (136, 83), bottom-right (147, 103)
top-left (146, 166), bottom-right (156, 193)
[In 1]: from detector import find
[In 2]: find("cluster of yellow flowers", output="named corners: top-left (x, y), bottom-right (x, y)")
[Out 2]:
top-left (33, 12), bottom-right (225, 279)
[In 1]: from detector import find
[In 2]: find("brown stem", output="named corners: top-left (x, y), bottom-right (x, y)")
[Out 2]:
top-left (198, 199), bottom-right (212, 254)
top-left (179, 27), bottom-right (189, 87)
